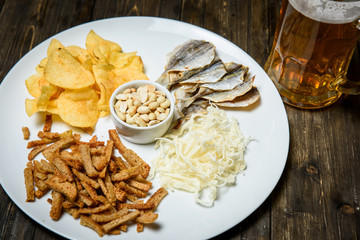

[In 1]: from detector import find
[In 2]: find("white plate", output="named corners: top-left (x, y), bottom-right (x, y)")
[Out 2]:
top-left (0, 17), bottom-right (289, 240)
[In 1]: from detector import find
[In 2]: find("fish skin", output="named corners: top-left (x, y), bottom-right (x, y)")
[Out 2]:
top-left (201, 65), bottom-right (249, 91)
top-left (201, 76), bottom-right (255, 102)
top-left (156, 40), bottom-right (216, 89)
top-left (215, 87), bottom-right (260, 107)
top-left (180, 57), bottom-right (227, 84)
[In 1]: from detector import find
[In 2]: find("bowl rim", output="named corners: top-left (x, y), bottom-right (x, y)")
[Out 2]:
top-left (109, 80), bottom-right (175, 130)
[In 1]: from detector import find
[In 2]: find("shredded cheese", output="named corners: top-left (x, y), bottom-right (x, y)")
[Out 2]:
top-left (150, 105), bottom-right (251, 207)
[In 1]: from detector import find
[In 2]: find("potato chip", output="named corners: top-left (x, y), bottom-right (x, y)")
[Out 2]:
top-left (25, 74), bottom-right (43, 98)
top-left (47, 39), bottom-right (65, 57)
top-left (35, 58), bottom-right (48, 76)
top-left (92, 63), bottom-right (116, 117)
top-left (108, 51), bottom-right (137, 69)
top-left (25, 31), bottom-right (148, 132)
top-left (66, 45), bottom-right (95, 72)
top-left (57, 88), bottom-right (99, 128)
top-left (36, 84), bottom-right (59, 111)
top-left (25, 98), bottom-right (58, 117)
top-left (123, 55), bottom-right (145, 72)
top-left (86, 30), bottom-right (122, 63)
top-left (45, 48), bottom-right (95, 89)
top-left (109, 68), bottom-right (148, 87)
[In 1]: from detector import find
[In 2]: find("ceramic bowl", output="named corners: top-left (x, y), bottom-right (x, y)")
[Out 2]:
top-left (109, 80), bottom-right (175, 144)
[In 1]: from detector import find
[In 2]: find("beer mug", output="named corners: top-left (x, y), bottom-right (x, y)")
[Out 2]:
top-left (264, 0), bottom-right (360, 109)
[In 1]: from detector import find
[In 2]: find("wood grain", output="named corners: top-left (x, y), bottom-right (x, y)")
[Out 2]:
top-left (0, 0), bottom-right (359, 239)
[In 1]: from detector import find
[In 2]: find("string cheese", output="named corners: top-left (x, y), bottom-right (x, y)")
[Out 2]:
top-left (150, 105), bottom-right (251, 206)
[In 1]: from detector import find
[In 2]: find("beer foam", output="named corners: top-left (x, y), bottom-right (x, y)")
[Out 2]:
top-left (289, 0), bottom-right (360, 24)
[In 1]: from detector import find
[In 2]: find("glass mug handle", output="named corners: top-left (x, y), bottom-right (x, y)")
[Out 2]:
top-left (330, 19), bottom-right (360, 95)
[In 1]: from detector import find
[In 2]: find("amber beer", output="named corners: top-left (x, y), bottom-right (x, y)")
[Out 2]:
top-left (264, 0), bottom-right (360, 108)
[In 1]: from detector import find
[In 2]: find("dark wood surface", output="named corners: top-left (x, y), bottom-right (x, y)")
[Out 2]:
top-left (1, 0), bottom-right (359, 239)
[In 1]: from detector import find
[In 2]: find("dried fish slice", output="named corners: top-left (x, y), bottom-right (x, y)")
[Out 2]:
top-left (180, 58), bottom-right (227, 84)
top-left (201, 65), bottom-right (249, 91)
top-left (224, 62), bottom-right (242, 72)
top-left (156, 40), bottom-right (216, 89)
top-left (215, 87), bottom-right (260, 107)
top-left (175, 86), bottom-right (213, 114)
top-left (201, 76), bottom-right (255, 102)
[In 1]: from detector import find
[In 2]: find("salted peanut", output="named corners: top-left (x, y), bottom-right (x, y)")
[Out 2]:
top-left (138, 86), bottom-right (148, 103)
top-left (156, 107), bottom-right (165, 113)
top-left (157, 113), bottom-right (168, 121)
top-left (123, 88), bottom-right (131, 94)
top-left (24, 167), bottom-right (35, 202)
top-left (126, 98), bottom-right (133, 108)
top-left (137, 106), bottom-right (150, 114)
top-left (22, 127), bottom-right (30, 140)
top-left (125, 114), bottom-right (135, 125)
top-left (139, 114), bottom-right (149, 123)
top-left (156, 95), bottom-right (166, 103)
top-left (145, 84), bottom-right (156, 92)
top-left (118, 101), bottom-right (127, 113)
top-left (80, 215), bottom-right (105, 237)
top-left (114, 85), bottom-right (171, 127)
top-left (133, 99), bottom-right (141, 107)
top-left (148, 112), bottom-right (156, 121)
top-left (148, 120), bottom-right (160, 126)
top-left (160, 99), bottom-right (171, 108)
top-left (127, 106), bottom-right (137, 117)
top-left (50, 191), bottom-right (64, 220)
top-left (102, 210), bottom-right (140, 233)
top-left (115, 93), bottom-right (127, 101)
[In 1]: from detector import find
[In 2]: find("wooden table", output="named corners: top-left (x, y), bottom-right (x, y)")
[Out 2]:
top-left (1, 0), bottom-right (359, 239)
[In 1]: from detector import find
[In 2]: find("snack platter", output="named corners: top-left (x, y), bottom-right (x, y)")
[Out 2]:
top-left (0, 17), bottom-right (289, 239)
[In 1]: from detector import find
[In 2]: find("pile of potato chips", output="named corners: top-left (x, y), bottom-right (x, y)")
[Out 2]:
top-left (25, 30), bottom-right (148, 133)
